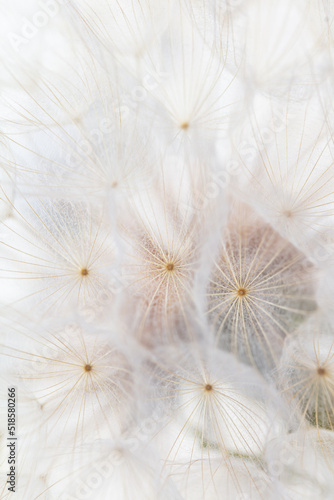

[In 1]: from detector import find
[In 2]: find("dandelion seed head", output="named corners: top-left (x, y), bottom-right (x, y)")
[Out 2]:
top-left (1, 1), bottom-right (333, 497)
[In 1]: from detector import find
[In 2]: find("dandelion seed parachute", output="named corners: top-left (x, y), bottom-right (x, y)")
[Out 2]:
top-left (0, 196), bottom-right (115, 318)
top-left (0, 317), bottom-right (139, 449)
top-left (8, 98), bottom-right (156, 204)
top-left (1, 51), bottom-right (157, 206)
top-left (118, 163), bottom-right (212, 346)
top-left (278, 311), bottom-right (334, 466)
top-left (67, 0), bottom-right (173, 73)
top-left (0, 1), bottom-right (93, 132)
top-left (238, 0), bottom-right (325, 97)
top-left (0, 1), bottom-right (77, 90)
top-left (37, 438), bottom-right (181, 500)
top-left (234, 91), bottom-right (334, 260)
top-left (207, 201), bottom-right (317, 374)
top-left (133, 2), bottom-right (243, 158)
top-left (147, 342), bottom-right (287, 497)
top-left (168, 458), bottom-right (275, 500)
top-left (184, 0), bottom-right (246, 72)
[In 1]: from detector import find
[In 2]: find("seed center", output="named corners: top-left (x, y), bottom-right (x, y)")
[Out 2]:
top-left (283, 209), bottom-right (293, 218)
top-left (166, 262), bottom-right (174, 271)
top-left (205, 384), bottom-right (213, 392)
top-left (84, 364), bottom-right (92, 372)
top-left (237, 287), bottom-right (247, 297)
top-left (317, 367), bottom-right (326, 376)
top-left (81, 268), bottom-right (89, 276)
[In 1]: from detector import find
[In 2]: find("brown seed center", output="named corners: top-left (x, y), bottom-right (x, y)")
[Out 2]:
top-left (180, 122), bottom-right (189, 130)
top-left (205, 384), bottom-right (213, 392)
top-left (81, 268), bottom-right (89, 276)
top-left (166, 263), bottom-right (174, 271)
top-left (84, 364), bottom-right (92, 372)
top-left (317, 367), bottom-right (326, 376)
top-left (237, 287), bottom-right (247, 297)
